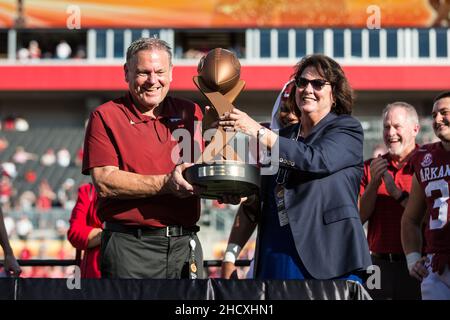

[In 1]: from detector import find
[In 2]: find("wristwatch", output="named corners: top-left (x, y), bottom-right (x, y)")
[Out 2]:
top-left (257, 127), bottom-right (267, 139)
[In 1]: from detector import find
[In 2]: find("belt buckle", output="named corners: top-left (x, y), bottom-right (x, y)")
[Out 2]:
top-left (387, 253), bottom-right (401, 262)
top-left (166, 226), bottom-right (182, 237)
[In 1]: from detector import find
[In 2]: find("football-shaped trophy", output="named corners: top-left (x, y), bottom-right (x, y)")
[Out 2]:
top-left (184, 48), bottom-right (260, 199)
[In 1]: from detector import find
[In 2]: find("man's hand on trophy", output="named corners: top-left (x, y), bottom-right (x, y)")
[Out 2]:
top-left (219, 108), bottom-right (262, 138)
top-left (164, 163), bottom-right (204, 198)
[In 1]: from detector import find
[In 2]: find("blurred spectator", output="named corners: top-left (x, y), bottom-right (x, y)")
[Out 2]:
top-left (74, 45), bottom-right (86, 59)
top-left (184, 48), bottom-right (205, 59)
top-left (24, 169), bottom-right (37, 184)
top-left (0, 175), bottom-right (14, 212)
top-left (41, 148), bottom-right (56, 166)
top-left (57, 242), bottom-right (71, 261)
top-left (36, 179), bottom-right (56, 213)
top-left (0, 137), bottom-right (9, 153)
top-left (3, 116), bottom-right (16, 131)
top-left (16, 215), bottom-right (33, 241)
top-left (12, 146), bottom-right (37, 164)
top-left (19, 245), bottom-right (31, 260)
top-left (3, 214), bottom-right (15, 237)
top-left (17, 47), bottom-right (29, 61)
top-left (37, 240), bottom-right (48, 259)
top-left (1, 161), bottom-right (17, 179)
top-left (15, 117), bottom-right (29, 131)
top-left (56, 219), bottom-right (68, 242)
top-left (67, 183), bottom-right (102, 278)
top-left (18, 244), bottom-right (33, 277)
top-left (57, 178), bottom-right (77, 210)
top-left (31, 240), bottom-right (52, 278)
top-left (18, 190), bottom-right (36, 214)
top-left (75, 146), bottom-right (83, 167)
top-left (56, 40), bottom-right (72, 59)
top-left (57, 148), bottom-right (71, 167)
top-left (28, 40), bottom-right (41, 60)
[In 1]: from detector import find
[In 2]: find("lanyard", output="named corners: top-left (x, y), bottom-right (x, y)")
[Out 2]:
top-left (189, 238), bottom-right (198, 279)
top-left (275, 125), bottom-right (301, 185)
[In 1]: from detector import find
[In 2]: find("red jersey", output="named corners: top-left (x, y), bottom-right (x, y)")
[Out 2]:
top-left (82, 94), bottom-right (203, 227)
top-left (360, 148), bottom-right (418, 253)
top-left (412, 142), bottom-right (450, 256)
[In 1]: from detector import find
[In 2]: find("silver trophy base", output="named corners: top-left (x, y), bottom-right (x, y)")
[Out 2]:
top-left (184, 161), bottom-right (260, 199)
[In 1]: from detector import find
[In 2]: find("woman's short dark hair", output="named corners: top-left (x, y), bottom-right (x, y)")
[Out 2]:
top-left (287, 54), bottom-right (354, 117)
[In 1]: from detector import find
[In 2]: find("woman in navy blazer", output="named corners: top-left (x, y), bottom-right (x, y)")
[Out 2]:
top-left (220, 54), bottom-right (371, 281)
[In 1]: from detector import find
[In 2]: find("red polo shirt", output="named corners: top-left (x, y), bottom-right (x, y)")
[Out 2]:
top-left (360, 146), bottom-right (419, 253)
top-left (82, 93), bottom-right (203, 227)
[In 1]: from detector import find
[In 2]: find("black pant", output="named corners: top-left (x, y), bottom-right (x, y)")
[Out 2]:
top-left (364, 255), bottom-right (421, 300)
top-left (100, 229), bottom-right (204, 279)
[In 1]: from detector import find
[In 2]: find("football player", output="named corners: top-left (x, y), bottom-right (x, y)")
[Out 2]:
top-left (401, 91), bottom-right (450, 299)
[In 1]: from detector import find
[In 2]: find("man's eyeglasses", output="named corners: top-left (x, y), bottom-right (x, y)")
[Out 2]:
top-left (294, 77), bottom-right (331, 91)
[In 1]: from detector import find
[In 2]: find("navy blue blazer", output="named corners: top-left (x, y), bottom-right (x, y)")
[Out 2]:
top-left (272, 112), bottom-right (371, 279)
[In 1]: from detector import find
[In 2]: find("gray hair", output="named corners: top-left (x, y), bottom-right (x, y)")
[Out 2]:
top-left (126, 37), bottom-right (172, 66)
top-left (382, 101), bottom-right (419, 125)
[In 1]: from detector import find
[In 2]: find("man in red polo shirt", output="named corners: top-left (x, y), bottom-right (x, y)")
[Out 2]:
top-left (359, 102), bottom-right (422, 299)
top-left (82, 38), bottom-right (204, 279)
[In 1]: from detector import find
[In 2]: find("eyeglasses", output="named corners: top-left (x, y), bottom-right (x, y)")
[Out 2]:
top-left (294, 77), bottom-right (331, 90)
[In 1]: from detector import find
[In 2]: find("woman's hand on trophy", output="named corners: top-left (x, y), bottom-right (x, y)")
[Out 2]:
top-left (203, 106), bottom-right (220, 129)
top-left (219, 108), bottom-right (262, 138)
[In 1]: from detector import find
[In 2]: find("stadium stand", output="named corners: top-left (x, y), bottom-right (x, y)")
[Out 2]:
top-left (0, 127), bottom-right (86, 196)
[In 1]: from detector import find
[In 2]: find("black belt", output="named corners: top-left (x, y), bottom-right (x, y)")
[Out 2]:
top-left (104, 222), bottom-right (199, 238)
top-left (371, 252), bottom-right (406, 262)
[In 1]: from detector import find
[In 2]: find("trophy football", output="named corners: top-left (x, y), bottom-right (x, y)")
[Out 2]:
top-left (184, 48), bottom-right (260, 199)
